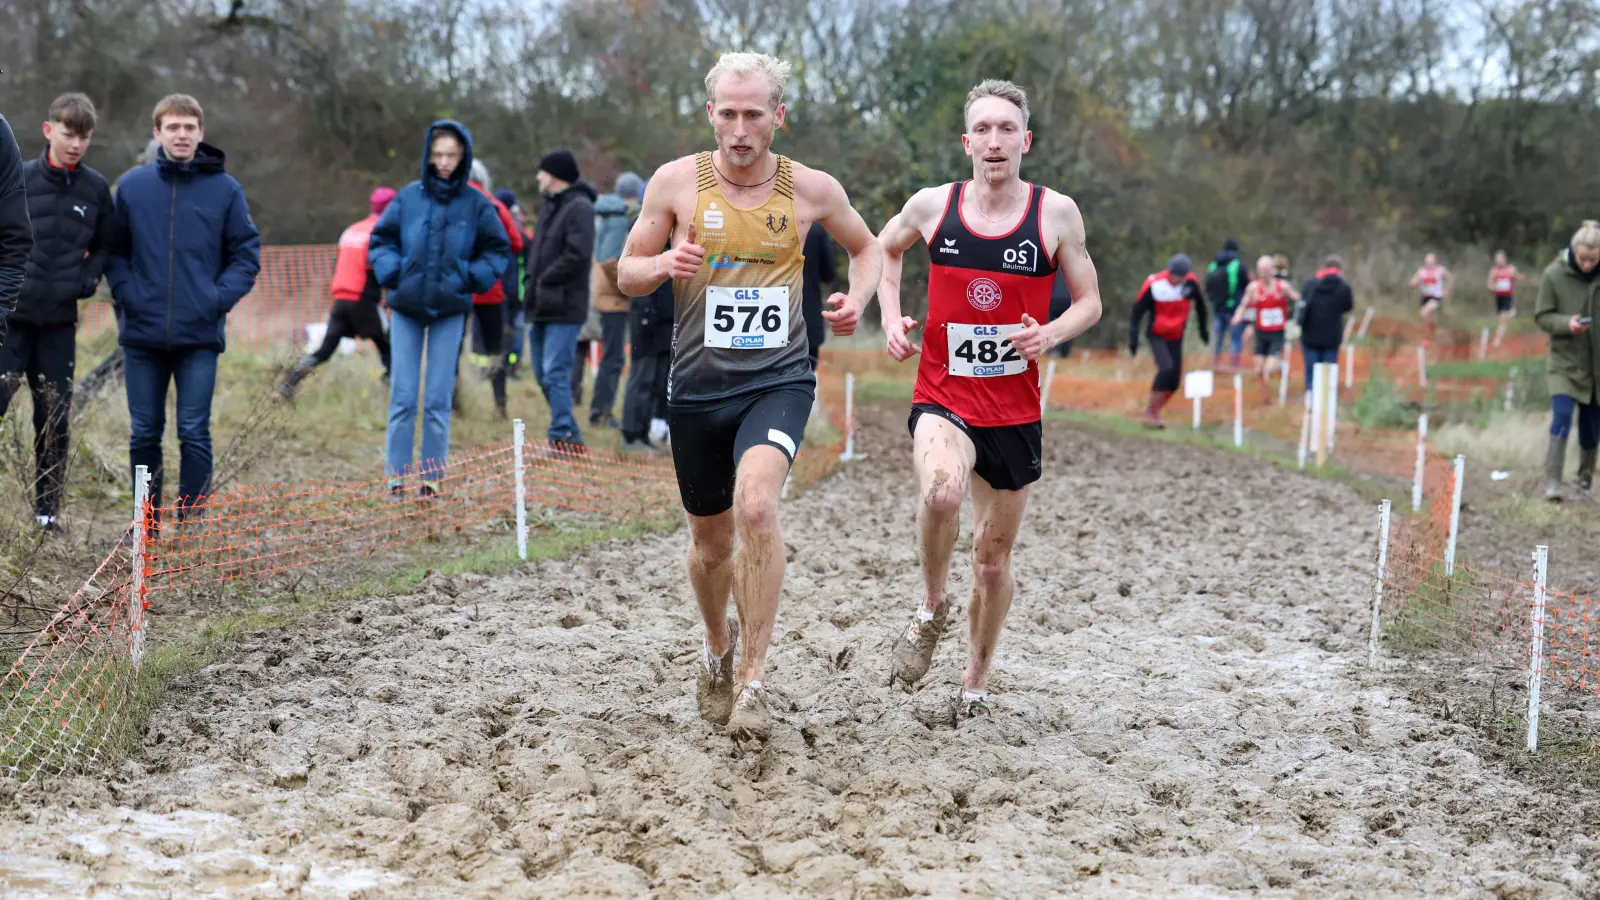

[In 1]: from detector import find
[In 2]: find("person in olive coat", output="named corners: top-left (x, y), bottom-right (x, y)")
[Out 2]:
top-left (1534, 219), bottom-right (1600, 500)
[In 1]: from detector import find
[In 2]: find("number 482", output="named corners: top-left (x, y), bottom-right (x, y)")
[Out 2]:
top-left (953, 338), bottom-right (1020, 364)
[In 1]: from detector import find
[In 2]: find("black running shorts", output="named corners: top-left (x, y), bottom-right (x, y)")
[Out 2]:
top-left (908, 403), bottom-right (1041, 492)
top-left (1495, 294), bottom-right (1514, 314)
top-left (668, 387), bottom-right (813, 517)
top-left (1254, 330), bottom-right (1285, 357)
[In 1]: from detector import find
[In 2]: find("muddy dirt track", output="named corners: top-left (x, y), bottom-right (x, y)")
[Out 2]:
top-left (3, 409), bottom-right (1596, 898)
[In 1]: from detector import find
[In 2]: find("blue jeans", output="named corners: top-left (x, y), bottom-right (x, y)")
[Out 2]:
top-left (1551, 392), bottom-right (1600, 449)
top-left (528, 321), bottom-right (584, 445)
top-left (387, 311), bottom-right (465, 482)
top-left (1213, 311), bottom-right (1245, 358)
top-left (1302, 344), bottom-right (1340, 394)
top-left (124, 345), bottom-right (219, 517)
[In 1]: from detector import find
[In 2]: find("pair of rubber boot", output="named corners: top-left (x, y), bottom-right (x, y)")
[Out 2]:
top-left (1545, 435), bottom-right (1596, 502)
top-left (1142, 390), bottom-right (1175, 429)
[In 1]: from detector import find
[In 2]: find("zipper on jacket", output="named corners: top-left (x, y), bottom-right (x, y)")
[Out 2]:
top-left (166, 178), bottom-right (177, 348)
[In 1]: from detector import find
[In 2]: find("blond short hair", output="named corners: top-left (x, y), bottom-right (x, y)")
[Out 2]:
top-left (704, 52), bottom-right (791, 108)
top-left (1574, 220), bottom-right (1600, 249)
top-left (965, 80), bottom-right (1030, 129)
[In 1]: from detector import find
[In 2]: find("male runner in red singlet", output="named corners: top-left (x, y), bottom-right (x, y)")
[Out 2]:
top-left (876, 80), bottom-right (1103, 720)
top-left (1232, 255), bottom-right (1300, 381)
top-left (617, 52), bottom-right (882, 744)
top-left (1487, 250), bottom-right (1522, 348)
top-left (1409, 252), bottom-right (1452, 336)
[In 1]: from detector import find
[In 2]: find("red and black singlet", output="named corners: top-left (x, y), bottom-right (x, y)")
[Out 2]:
top-left (915, 181), bottom-right (1059, 427)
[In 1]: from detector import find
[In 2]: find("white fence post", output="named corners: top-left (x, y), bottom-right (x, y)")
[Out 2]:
top-left (1412, 413), bottom-right (1429, 512)
top-left (513, 419), bottom-right (528, 561)
top-left (1297, 405), bottom-right (1310, 469)
top-left (1479, 327), bottom-right (1490, 361)
top-left (1041, 359), bottom-right (1056, 414)
top-left (1505, 367), bottom-right (1518, 412)
top-left (1417, 343), bottom-right (1428, 388)
top-left (1278, 346), bottom-right (1291, 407)
top-left (1344, 343), bottom-right (1355, 388)
top-left (1357, 306), bottom-right (1375, 339)
top-left (1368, 499), bottom-right (1392, 667)
top-left (1445, 454), bottom-right (1465, 576)
top-left (1309, 364), bottom-right (1325, 465)
top-left (1232, 373), bottom-right (1243, 447)
top-left (1328, 362), bottom-right (1340, 453)
top-left (130, 465), bottom-right (151, 671)
top-left (1527, 544), bottom-right (1549, 753)
top-left (839, 372), bottom-right (859, 462)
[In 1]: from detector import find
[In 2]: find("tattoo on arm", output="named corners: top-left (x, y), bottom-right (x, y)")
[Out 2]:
top-left (1078, 241), bottom-right (1091, 261)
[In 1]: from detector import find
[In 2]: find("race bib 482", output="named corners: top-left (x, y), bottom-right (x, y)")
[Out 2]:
top-left (704, 286), bottom-right (789, 349)
top-left (946, 322), bottom-right (1026, 378)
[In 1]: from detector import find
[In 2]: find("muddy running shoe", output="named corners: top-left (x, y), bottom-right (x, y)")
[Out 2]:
top-left (957, 689), bottom-right (992, 724)
top-left (888, 601), bottom-right (948, 692)
top-left (696, 625), bottom-right (738, 725)
top-left (726, 682), bottom-right (772, 743)
top-left (420, 481), bottom-right (441, 501)
top-left (385, 479), bottom-right (405, 503)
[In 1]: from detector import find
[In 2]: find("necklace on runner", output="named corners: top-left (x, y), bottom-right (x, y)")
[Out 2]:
top-left (712, 156), bottom-right (778, 188)
top-left (975, 184), bottom-right (1022, 224)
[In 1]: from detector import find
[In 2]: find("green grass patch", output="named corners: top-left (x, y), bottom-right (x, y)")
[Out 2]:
top-left (1425, 357), bottom-right (1543, 381)
top-left (855, 378), bottom-right (915, 403)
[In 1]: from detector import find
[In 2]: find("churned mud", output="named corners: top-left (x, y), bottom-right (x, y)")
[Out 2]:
top-left (2, 410), bottom-right (1595, 897)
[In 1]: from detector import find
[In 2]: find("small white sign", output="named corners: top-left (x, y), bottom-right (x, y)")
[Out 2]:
top-left (1184, 370), bottom-right (1215, 399)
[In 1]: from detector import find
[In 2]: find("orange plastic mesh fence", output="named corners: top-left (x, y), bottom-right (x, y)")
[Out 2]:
top-left (1, 535), bottom-right (138, 782)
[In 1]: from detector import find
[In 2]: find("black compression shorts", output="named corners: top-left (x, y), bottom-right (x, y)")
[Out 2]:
top-left (908, 403), bottom-right (1042, 492)
top-left (668, 387), bottom-right (813, 516)
top-left (1254, 330), bottom-right (1285, 357)
top-left (1495, 294), bottom-right (1514, 314)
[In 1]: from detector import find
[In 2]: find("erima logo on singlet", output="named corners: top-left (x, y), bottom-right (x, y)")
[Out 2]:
top-left (939, 238), bottom-right (959, 255)
top-left (704, 203), bottom-right (724, 230)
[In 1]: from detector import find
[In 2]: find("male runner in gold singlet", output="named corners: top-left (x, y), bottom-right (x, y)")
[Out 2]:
top-left (617, 52), bottom-right (882, 744)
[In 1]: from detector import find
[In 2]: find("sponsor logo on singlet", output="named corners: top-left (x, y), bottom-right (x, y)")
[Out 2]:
top-left (1002, 239), bottom-right (1040, 274)
top-left (967, 277), bottom-right (1002, 311)
top-left (709, 251), bottom-right (777, 269)
top-left (703, 202), bottom-right (725, 231)
top-left (939, 238), bottom-right (960, 256)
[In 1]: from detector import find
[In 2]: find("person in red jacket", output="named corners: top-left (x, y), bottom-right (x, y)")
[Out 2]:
top-left (1129, 254), bottom-right (1209, 428)
top-left (279, 186), bottom-right (395, 399)
top-left (466, 161), bottom-right (525, 418)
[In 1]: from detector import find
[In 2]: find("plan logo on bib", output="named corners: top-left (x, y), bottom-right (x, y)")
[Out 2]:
top-left (966, 277), bottom-right (1002, 312)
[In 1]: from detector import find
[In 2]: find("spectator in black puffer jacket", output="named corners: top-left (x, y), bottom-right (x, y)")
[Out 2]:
top-left (0, 94), bottom-right (114, 532)
top-left (1298, 254), bottom-right (1355, 395)
top-left (0, 113), bottom-right (32, 352)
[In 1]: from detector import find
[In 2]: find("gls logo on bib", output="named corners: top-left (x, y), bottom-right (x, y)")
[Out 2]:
top-left (703, 203), bottom-right (724, 230)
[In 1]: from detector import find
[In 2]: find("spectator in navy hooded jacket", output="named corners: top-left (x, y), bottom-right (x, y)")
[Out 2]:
top-left (106, 94), bottom-right (260, 523)
top-left (0, 113), bottom-right (33, 359)
top-left (367, 120), bottom-right (511, 498)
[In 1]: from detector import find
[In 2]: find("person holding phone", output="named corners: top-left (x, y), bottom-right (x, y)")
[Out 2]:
top-left (1534, 220), bottom-right (1600, 500)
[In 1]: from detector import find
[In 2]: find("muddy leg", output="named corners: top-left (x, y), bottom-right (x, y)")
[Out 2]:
top-left (730, 445), bottom-right (791, 685)
top-left (964, 476), bottom-right (1029, 693)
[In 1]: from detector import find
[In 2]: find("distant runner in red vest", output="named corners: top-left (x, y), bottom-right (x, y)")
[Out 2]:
top-left (1232, 255), bottom-right (1300, 381)
top-left (1409, 252), bottom-right (1452, 339)
top-left (1129, 254), bottom-right (1208, 428)
top-left (279, 187), bottom-right (396, 399)
top-left (1487, 250), bottom-right (1522, 348)
top-left (876, 79), bottom-right (1103, 721)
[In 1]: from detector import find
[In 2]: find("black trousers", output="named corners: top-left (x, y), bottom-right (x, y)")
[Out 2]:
top-left (1149, 336), bottom-right (1184, 393)
top-left (311, 299), bottom-right (391, 374)
top-left (0, 323), bottom-right (76, 519)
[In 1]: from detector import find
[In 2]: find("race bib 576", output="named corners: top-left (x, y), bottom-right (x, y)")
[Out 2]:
top-left (704, 286), bottom-right (789, 349)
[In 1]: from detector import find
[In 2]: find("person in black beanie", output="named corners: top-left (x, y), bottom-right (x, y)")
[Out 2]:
top-left (524, 149), bottom-right (597, 450)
